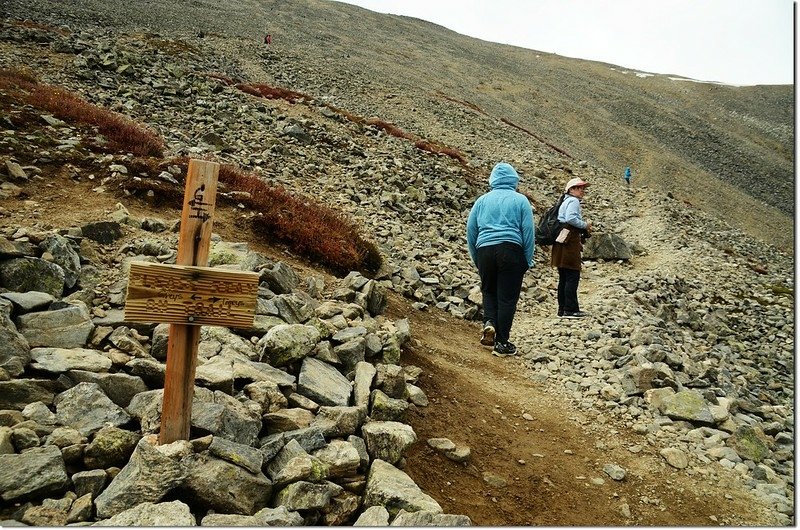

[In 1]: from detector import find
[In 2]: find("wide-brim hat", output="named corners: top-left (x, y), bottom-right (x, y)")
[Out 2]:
top-left (565, 177), bottom-right (590, 193)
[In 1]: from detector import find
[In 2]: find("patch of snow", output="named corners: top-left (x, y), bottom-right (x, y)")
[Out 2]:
top-left (668, 77), bottom-right (742, 87)
top-left (611, 68), bottom-right (652, 77)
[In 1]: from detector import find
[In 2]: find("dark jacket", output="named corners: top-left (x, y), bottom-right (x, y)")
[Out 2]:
top-left (551, 226), bottom-right (583, 270)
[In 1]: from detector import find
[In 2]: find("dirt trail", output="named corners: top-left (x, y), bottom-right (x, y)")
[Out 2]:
top-left (399, 300), bottom-right (779, 526)
top-left (396, 189), bottom-right (782, 526)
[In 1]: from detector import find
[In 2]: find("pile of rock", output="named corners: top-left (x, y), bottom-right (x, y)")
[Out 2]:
top-left (0, 216), bottom-right (470, 525)
top-left (514, 194), bottom-right (794, 520)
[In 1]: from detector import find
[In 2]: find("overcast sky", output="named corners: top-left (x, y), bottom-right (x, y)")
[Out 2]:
top-left (336, 0), bottom-right (794, 86)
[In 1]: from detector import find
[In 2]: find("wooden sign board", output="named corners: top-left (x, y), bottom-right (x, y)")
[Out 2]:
top-left (125, 261), bottom-right (259, 328)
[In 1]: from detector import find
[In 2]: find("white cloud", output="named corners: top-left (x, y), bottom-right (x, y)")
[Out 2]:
top-left (335, 0), bottom-right (794, 86)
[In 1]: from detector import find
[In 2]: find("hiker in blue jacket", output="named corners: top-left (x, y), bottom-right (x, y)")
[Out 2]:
top-left (466, 162), bottom-right (534, 357)
top-left (624, 166), bottom-right (632, 186)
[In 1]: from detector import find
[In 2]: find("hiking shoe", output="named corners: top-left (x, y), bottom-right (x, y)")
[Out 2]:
top-left (492, 341), bottom-right (517, 357)
top-left (562, 311), bottom-right (590, 319)
top-left (480, 323), bottom-right (495, 347)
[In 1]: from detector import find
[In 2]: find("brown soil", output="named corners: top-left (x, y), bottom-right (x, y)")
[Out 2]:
top-left (399, 304), bottom-right (777, 526)
top-left (0, 166), bottom-right (781, 527)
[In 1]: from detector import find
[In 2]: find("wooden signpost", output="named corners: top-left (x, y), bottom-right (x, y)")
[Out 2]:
top-left (124, 159), bottom-right (258, 444)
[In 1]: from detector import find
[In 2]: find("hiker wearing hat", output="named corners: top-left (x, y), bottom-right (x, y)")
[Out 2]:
top-left (552, 177), bottom-right (592, 319)
top-left (466, 162), bottom-right (534, 357)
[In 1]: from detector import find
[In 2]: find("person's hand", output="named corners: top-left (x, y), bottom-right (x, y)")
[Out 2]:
top-left (585, 222), bottom-right (593, 233)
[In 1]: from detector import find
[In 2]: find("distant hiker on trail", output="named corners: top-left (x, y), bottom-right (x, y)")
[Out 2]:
top-left (264, 33), bottom-right (272, 46)
top-left (624, 166), bottom-right (632, 186)
top-left (552, 177), bottom-right (592, 319)
top-left (466, 162), bottom-right (534, 357)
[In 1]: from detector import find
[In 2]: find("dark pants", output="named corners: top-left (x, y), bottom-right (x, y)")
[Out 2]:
top-left (476, 243), bottom-right (528, 343)
top-left (557, 267), bottom-right (581, 313)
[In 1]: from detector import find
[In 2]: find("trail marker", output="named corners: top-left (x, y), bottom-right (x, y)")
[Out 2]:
top-left (124, 159), bottom-right (258, 443)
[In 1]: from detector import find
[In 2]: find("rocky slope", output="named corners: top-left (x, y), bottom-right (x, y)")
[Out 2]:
top-left (0, 1), bottom-right (794, 526)
top-left (1, 0), bottom-right (792, 249)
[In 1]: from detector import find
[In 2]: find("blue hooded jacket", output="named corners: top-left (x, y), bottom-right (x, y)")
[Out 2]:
top-left (466, 163), bottom-right (535, 267)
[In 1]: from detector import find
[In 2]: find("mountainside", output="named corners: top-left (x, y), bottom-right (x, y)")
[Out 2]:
top-left (3, 0), bottom-right (791, 248)
top-left (0, 0), bottom-right (794, 526)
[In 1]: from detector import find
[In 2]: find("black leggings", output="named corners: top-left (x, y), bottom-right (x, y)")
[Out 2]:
top-left (557, 267), bottom-right (581, 313)
top-left (476, 243), bottom-right (528, 343)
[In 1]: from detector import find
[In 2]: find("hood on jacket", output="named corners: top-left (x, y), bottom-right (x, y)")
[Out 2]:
top-left (488, 162), bottom-right (519, 190)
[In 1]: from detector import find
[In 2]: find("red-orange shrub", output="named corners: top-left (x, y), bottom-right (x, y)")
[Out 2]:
top-left (218, 164), bottom-right (382, 273)
top-left (0, 68), bottom-right (164, 157)
top-left (237, 83), bottom-right (311, 104)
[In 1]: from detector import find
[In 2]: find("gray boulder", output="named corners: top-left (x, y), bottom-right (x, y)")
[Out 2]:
top-left (370, 389), bottom-right (409, 422)
top-left (361, 421), bottom-right (417, 465)
top-left (208, 435), bottom-right (263, 474)
top-left (54, 382), bottom-right (131, 436)
top-left (312, 439), bottom-right (361, 478)
top-left (274, 480), bottom-right (343, 511)
top-left (259, 324), bottom-right (320, 366)
top-left (0, 300), bottom-right (30, 377)
top-left (191, 387), bottom-right (261, 446)
top-left (297, 357), bottom-right (352, 407)
top-left (260, 261), bottom-right (299, 294)
top-left (30, 347), bottom-right (111, 373)
top-left (362, 280), bottom-right (388, 316)
top-left (0, 237), bottom-right (35, 257)
top-left (312, 405), bottom-right (367, 438)
top-left (98, 500), bottom-right (196, 526)
top-left (94, 437), bottom-right (190, 519)
top-left (334, 337), bottom-right (366, 372)
top-left (194, 356), bottom-right (235, 393)
top-left (244, 380), bottom-right (288, 414)
top-left (264, 408), bottom-right (315, 435)
top-left (68, 492), bottom-right (94, 524)
top-left (125, 389), bottom-right (163, 434)
top-left (0, 379), bottom-right (57, 410)
top-left (266, 439), bottom-right (326, 487)
top-left (583, 233), bottom-right (632, 260)
top-left (184, 453), bottom-right (272, 515)
top-left (0, 257), bottom-right (65, 297)
top-left (659, 390), bottom-right (715, 425)
top-left (362, 459), bottom-right (441, 517)
top-left (321, 492), bottom-right (362, 525)
top-left (44, 426), bottom-right (86, 448)
top-left (391, 509), bottom-right (472, 526)
top-left (0, 445), bottom-right (69, 502)
top-left (125, 358), bottom-right (165, 388)
top-left (80, 221), bottom-right (122, 244)
top-left (282, 426), bottom-right (327, 453)
top-left (354, 505), bottom-right (390, 526)
top-left (728, 424), bottom-right (771, 463)
top-left (375, 364), bottom-right (407, 399)
top-left (201, 506), bottom-right (303, 526)
top-left (274, 293), bottom-right (315, 324)
top-left (232, 358), bottom-right (296, 387)
top-left (40, 234), bottom-right (81, 289)
top-left (353, 362), bottom-right (377, 408)
top-left (66, 370), bottom-right (147, 407)
top-left (71, 469), bottom-right (107, 499)
top-left (16, 302), bottom-right (94, 348)
top-left (83, 426), bottom-right (141, 469)
top-left (0, 291), bottom-right (54, 312)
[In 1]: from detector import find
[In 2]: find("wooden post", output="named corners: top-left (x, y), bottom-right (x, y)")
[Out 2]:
top-left (160, 159), bottom-right (219, 444)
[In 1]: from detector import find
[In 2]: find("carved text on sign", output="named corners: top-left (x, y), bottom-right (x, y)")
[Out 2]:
top-left (188, 184), bottom-right (212, 222)
top-left (125, 261), bottom-right (259, 328)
